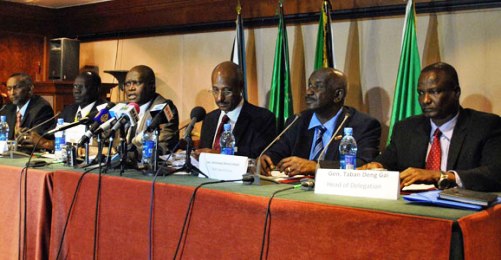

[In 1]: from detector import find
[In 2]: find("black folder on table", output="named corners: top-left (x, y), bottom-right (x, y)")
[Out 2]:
top-left (439, 188), bottom-right (498, 207)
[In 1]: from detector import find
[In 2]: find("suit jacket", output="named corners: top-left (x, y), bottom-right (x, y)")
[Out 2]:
top-left (0, 95), bottom-right (54, 139)
top-left (375, 108), bottom-right (501, 191)
top-left (265, 106), bottom-right (381, 167)
top-left (59, 99), bottom-right (108, 123)
top-left (199, 101), bottom-right (276, 158)
top-left (130, 94), bottom-right (179, 154)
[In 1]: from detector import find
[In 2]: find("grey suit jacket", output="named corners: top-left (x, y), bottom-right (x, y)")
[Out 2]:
top-left (375, 108), bottom-right (501, 191)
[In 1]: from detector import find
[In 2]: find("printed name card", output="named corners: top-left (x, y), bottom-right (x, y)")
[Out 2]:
top-left (315, 169), bottom-right (400, 200)
top-left (199, 153), bottom-right (248, 181)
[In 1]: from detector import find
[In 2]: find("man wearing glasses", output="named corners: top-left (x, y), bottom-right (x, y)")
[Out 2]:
top-left (197, 61), bottom-right (276, 158)
top-left (1, 72), bottom-right (55, 149)
top-left (125, 65), bottom-right (179, 156)
top-left (361, 62), bottom-right (501, 191)
top-left (260, 68), bottom-right (381, 177)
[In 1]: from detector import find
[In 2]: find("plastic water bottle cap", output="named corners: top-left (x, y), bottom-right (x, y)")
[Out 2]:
top-left (344, 127), bottom-right (353, 136)
top-left (57, 118), bottom-right (64, 124)
top-left (223, 123), bottom-right (231, 131)
top-left (0, 116), bottom-right (5, 122)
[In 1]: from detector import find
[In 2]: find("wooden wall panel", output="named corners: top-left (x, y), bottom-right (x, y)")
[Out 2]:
top-left (0, 1), bottom-right (57, 36)
top-left (0, 32), bottom-right (45, 84)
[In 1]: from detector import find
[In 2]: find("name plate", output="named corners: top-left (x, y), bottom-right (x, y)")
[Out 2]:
top-left (199, 153), bottom-right (248, 181)
top-left (315, 169), bottom-right (400, 200)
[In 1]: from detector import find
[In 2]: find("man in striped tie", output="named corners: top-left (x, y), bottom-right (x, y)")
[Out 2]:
top-left (260, 68), bottom-right (381, 177)
top-left (361, 62), bottom-right (501, 191)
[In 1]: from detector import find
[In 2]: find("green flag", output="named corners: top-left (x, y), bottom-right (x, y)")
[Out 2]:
top-left (268, 1), bottom-right (293, 132)
top-left (314, 0), bottom-right (335, 69)
top-left (231, 1), bottom-right (247, 100)
top-left (388, 0), bottom-right (422, 144)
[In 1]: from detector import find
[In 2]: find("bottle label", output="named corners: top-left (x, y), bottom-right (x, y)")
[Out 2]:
top-left (221, 147), bottom-right (234, 155)
top-left (143, 140), bottom-right (155, 159)
top-left (55, 137), bottom-right (65, 151)
top-left (0, 141), bottom-right (7, 153)
top-left (0, 133), bottom-right (6, 141)
top-left (344, 155), bottom-right (356, 170)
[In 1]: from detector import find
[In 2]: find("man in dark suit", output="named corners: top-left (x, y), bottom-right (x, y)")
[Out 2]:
top-left (60, 71), bottom-right (107, 123)
top-left (125, 65), bottom-right (179, 156)
top-left (260, 68), bottom-right (381, 176)
top-left (360, 62), bottom-right (501, 191)
top-left (2, 73), bottom-right (54, 149)
top-left (196, 61), bottom-right (276, 159)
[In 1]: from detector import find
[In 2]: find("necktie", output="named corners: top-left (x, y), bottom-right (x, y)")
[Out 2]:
top-left (213, 115), bottom-right (230, 152)
top-left (312, 126), bottom-right (327, 160)
top-left (16, 112), bottom-right (22, 134)
top-left (75, 110), bottom-right (82, 122)
top-left (426, 129), bottom-right (442, 170)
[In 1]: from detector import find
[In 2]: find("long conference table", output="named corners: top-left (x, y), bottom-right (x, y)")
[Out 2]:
top-left (1, 157), bottom-right (500, 259)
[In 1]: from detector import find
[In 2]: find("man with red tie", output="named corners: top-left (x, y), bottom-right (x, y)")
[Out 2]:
top-left (361, 62), bottom-right (501, 191)
top-left (196, 61), bottom-right (276, 158)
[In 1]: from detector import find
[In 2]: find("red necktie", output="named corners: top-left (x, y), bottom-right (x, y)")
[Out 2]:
top-left (426, 129), bottom-right (442, 170)
top-left (213, 115), bottom-right (230, 152)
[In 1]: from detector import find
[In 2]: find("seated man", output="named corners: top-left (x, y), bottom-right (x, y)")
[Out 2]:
top-left (125, 65), bottom-right (179, 157)
top-left (361, 62), bottom-right (501, 192)
top-left (196, 61), bottom-right (276, 158)
top-left (1, 73), bottom-right (54, 150)
top-left (60, 71), bottom-right (108, 123)
top-left (260, 68), bottom-right (381, 176)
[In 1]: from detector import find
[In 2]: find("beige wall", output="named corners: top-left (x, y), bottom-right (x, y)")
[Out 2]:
top-left (80, 7), bottom-right (501, 140)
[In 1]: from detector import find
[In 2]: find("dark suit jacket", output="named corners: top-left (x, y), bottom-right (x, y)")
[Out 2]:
top-left (265, 106), bottom-right (381, 167)
top-left (0, 95), bottom-right (54, 139)
top-left (59, 99), bottom-right (108, 123)
top-left (199, 101), bottom-right (276, 158)
top-left (375, 108), bottom-right (501, 191)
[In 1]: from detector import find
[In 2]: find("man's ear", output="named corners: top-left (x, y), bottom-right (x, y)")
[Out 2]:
top-left (334, 89), bottom-right (345, 103)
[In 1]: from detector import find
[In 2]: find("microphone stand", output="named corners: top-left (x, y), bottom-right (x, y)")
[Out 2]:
top-left (119, 124), bottom-right (127, 176)
top-left (171, 134), bottom-right (207, 178)
top-left (84, 125), bottom-right (90, 165)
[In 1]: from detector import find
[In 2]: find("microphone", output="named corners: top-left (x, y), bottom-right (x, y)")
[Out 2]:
top-left (109, 102), bottom-right (140, 133)
top-left (183, 106), bottom-right (206, 140)
top-left (316, 112), bottom-right (350, 165)
top-left (146, 102), bottom-right (175, 132)
top-left (47, 103), bottom-right (116, 135)
top-left (20, 111), bottom-right (61, 135)
top-left (77, 103), bottom-right (126, 145)
top-left (94, 117), bottom-right (118, 136)
top-left (300, 178), bottom-right (315, 191)
top-left (254, 114), bottom-right (301, 183)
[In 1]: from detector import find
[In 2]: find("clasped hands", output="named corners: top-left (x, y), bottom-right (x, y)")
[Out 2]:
top-left (259, 155), bottom-right (316, 177)
top-left (16, 128), bottom-right (53, 150)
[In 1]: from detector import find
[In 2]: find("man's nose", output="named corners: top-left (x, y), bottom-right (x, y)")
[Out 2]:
top-left (422, 93), bottom-right (431, 104)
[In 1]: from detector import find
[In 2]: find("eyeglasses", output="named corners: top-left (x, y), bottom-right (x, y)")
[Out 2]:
top-left (73, 84), bottom-right (86, 90)
top-left (124, 80), bottom-right (143, 88)
top-left (209, 89), bottom-right (233, 97)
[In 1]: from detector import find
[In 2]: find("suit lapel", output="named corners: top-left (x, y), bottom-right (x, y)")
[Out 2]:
top-left (447, 111), bottom-right (468, 169)
top-left (296, 114), bottom-right (315, 159)
top-left (324, 107), bottom-right (348, 160)
top-left (232, 103), bottom-right (250, 146)
top-left (414, 117), bottom-right (431, 167)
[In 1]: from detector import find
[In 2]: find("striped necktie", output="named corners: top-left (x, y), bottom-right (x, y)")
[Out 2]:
top-left (312, 126), bottom-right (327, 160)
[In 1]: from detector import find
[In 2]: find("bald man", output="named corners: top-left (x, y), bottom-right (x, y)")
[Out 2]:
top-left (260, 68), bottom-right (381, 176)
top-left (125, 65), bottom-right (179, 155)
top-left (197, 61), bottom-right (276, 158)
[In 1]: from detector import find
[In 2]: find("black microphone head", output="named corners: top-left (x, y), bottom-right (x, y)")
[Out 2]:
top-left (190, 106), bottom-right (206, 122)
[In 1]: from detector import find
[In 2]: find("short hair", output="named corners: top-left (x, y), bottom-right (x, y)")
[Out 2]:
top-left (421, 62), bottom-right (460, 90)
top-left (129, 65), bottom-right (155, 86)
top-left (9, 72), bottom-right (33, 88)
top-left (77, 71), bottom-right (101, 89)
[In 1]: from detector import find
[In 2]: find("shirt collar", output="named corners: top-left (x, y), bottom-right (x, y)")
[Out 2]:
top-left (221, 98), bottom-right (244, 123)
top-left (78, 101), bottom-right (96, 118)
top-left (308, 108), bottom-right (343, 135)
top-left (17, 99), bottom-right (31, 118)
top-left (429, 111), bottom-right (460, 143)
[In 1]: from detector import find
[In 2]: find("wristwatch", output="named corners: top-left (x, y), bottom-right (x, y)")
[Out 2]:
top-left (437, 171), bottom-right (456, 190)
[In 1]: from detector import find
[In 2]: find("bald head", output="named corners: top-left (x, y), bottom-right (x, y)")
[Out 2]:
top-left (306, 68), bottom-right (347, 121)
top-left (125, 65), bottom-right (156, 105)
top-left (211, 61), bottom-right (244, 112)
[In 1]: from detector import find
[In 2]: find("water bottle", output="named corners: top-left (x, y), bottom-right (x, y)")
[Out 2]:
top-left (54, 118), bottom-right (65, 160)
top-left (0, 116), bottom-right (9, 153)
top-left (142, 119), bottom-right (156, 169)
top-left (339, 127), bottom-right (357, 170)
top-left (220, 123), bottom-right (235, 155)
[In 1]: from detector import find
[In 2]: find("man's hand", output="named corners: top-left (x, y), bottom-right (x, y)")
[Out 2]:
top-left (400, 167), bottom-right (441, 189)
top-left (18, 129), bottom-right (54, 150)
top-left (357, 162), bottom-right (384, 170)
top-left (259, 154), bottom-right (275, 176)
top-left (276, 156), bottom-right (316, 177)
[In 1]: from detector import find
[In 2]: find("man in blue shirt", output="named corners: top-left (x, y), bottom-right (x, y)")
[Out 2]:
top-left (260, 68), bottom-right (381, 176)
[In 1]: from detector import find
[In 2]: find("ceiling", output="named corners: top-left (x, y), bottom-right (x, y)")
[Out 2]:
top-left (5, 0), bottom-right (111, 9)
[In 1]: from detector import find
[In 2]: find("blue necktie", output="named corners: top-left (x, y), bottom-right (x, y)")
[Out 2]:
top-left (312, 126), bottom-right (327, 160)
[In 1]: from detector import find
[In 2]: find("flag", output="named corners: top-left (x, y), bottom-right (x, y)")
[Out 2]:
top-left (268, 1), bottom-right (293, 132)
top-left (314, 0), bottom-right (335, 69)
top-left (231, 1), bottom-right (247, 100)
top-left (388, 0), bottom-right (422, 144)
